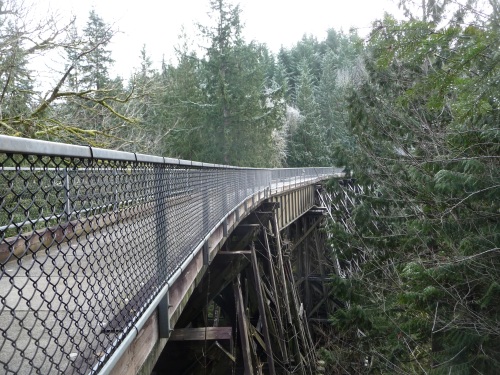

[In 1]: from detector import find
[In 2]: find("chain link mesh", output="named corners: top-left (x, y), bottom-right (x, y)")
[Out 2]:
top-left (0, 142), bottom-right (335, 374)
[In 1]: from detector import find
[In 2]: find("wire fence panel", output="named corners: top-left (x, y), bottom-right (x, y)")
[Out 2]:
top-left (0, 136), bottom-right (336, 374)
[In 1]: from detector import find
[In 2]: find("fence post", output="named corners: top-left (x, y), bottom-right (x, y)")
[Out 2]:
top-left (158, 288), bottom-right (171, 338)
top-left (64, 168), bottom-right (71, 219)
top-left (155, 164), bottom-right (168, 285)
top-left (113, 168), bottom-right (118, 211)
top-left (223, 169), bottom-right (229, 217)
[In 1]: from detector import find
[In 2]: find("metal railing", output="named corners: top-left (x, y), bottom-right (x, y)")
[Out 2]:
top-left (0, 135), bottom-right (337, 375)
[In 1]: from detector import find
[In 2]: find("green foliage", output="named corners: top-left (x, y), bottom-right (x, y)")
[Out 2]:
top-left (79, 10), bottom-right (114, 91)
top-left (155, 51), bottom-right (207, 160)
top-left (480, 282), bottom-right (500, 311)
top-left (278, 29), bottom-right (363, 167)
top-left (325, 2), bottom-right (500, 373)
top-left (153, 0), bottom-right (286, 167)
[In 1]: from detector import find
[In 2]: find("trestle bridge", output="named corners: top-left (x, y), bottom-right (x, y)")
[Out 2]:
top-left (0, 135), bottom-right (345, 374)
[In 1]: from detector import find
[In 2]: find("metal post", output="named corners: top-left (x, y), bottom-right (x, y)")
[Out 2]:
top-left (203, 241), bottom-right (210, 266)
top-left (155, 165), bottom-right (168, 285)
top-left (64, 168), bottom-right (71, 219)
top-left (158, 288), bottom-right (171, 338)
top-left (113, 168), bottom-right (118, 211)
top-left (223, 219), bottom-right (228, 238)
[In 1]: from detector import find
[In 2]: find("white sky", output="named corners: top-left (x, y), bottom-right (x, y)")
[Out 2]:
top-left (40, 0), bottom-right (403, 79)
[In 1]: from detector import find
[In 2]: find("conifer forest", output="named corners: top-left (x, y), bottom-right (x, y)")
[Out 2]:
top-left (1, 0), bottom-right (499, 373)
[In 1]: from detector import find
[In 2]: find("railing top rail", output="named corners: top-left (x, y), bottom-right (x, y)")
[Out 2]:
top-left (0, 135), bottom-right (335, 171)
top-left (0, 135), bottom-right (246, 169)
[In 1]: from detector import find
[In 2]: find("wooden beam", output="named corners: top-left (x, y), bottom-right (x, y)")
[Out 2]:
top-left (218, 250), bottom-right (252, 255)
top-left (109, 311), bottom-right (158, 375)
top-left (272, 213), bottom-right (292, 324)
top-left (304, 221), bottom-right (311, 313)
top-left (175, 255), bottom-right (249, 328)
top-left (290, 215), bottom-right (324, 253)
top-left (263, 229), bottom-right (290, 365)
top-left (286, 259), bottom-right (316, 375)
top-left (314, 230), bottom-right (329, 299)
top-left (234, 275), bottom-right (254, 375)
top-left (250, 242), bottom-right (276, 375)
top-left (272, 214), bottom-right (305, 374)
top-left (307, 286), bottom-right (337, 318)
top-left (169, 327), bottom-right (232, 342)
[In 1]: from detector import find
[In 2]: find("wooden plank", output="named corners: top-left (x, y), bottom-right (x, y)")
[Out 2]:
top-left (110, 311), bottom-right (159, 375)
top-left (218, 250), bottom-right (252, 255)
top-left (169, 327), bottom-right (232, 342)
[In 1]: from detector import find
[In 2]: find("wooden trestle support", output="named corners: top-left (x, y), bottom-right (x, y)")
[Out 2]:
top-left (153, 196), bottom-right (336, 374)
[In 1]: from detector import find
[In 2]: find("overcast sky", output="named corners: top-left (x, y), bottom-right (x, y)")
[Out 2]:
top-left (42, 0), bottom-right (403, 78)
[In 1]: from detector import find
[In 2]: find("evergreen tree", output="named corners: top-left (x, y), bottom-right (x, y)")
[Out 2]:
top-left (286, 59), bottom-right (326, 167)
top-left (279, 29), bottom-right (363, 167)
top-left (156, 42), bottom-right (207, 161)
top-left (60, 10), bottom-right (136, 147)
top-left (197, 0), bottom-right (285, 166)
top-left (0, 22), bottom-right (33, 122)
top-left (317, 30), bottom-right (364, 167)
top-left (79, 10), bottom-right (114, 91)
top-left (326, 3), bottom-right (500, 373)
top-left (278, 35), bottom-right (323, 104)
top-left (117, 45), bottom-right (165, 153)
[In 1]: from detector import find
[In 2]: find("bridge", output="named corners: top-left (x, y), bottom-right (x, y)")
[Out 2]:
top-left (0, 135), bottom-right (343, 374)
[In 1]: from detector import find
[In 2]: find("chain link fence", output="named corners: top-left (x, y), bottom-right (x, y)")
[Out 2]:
top-left (0, 136), bottom-right (336, 374)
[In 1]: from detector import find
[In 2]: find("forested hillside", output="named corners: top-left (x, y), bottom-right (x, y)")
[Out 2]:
top-left (1, 0), bottom-right (499, 373)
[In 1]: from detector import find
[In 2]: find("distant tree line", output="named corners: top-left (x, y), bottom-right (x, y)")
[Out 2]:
top-left (0, 0), bottom-right (362, 168)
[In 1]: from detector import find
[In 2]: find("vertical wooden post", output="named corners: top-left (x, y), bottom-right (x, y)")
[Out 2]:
top-left (287, 258), bottom-right (316, 375)
top-left (250, 242), bottom-right (276, 375)
top-left (272, 213), bottom-right (292, 324)
top-left (304, 218), bottom-right (311, 313)
top-left (315, 230), bottom-right (328, 306)
top-left (272, 212), bottom-right (305, 374)
top-left (263, 228), bottom-right (290, 366)
top-left (234, 275), bottom-right (254, 375)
